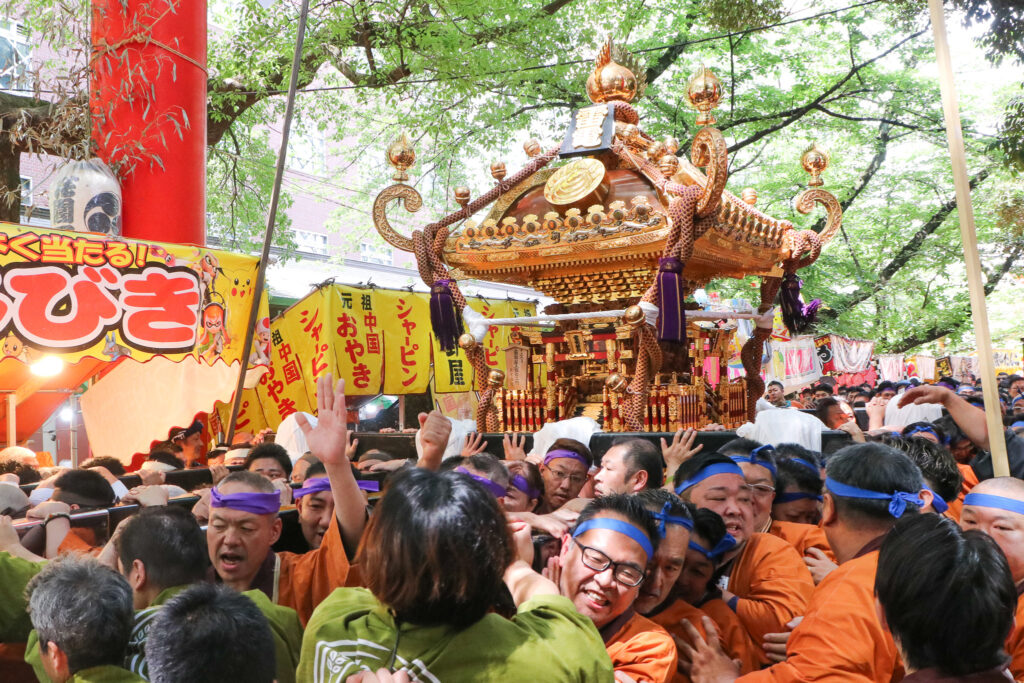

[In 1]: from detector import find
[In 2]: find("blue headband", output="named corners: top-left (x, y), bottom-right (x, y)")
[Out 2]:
top-left (963, 492), bottom-right (1024, 516)
top-left (790, 458), bottom-right (820, 476)
top-left (649, 501), bottom-right (693, 538)
top-left (774, 491), bottom-right (823, 504)
top-left (688, 534), bottom-right (737, 561)
top-left (923, 486), bottom-right (949, 514)
top-left (824, 477), bottom-right (924, 518)
top-left (903, 424), bottom-right (947, 445)
top-left (675, 462), bottom-right (745, 495)
top-left (573, 518), bottom-right (654, 560)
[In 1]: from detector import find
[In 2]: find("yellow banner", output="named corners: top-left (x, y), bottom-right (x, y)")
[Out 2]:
top-left (0, 222), bottom-right (261, 367)
top-left (432, 298), bottom-right (532, 393)
top-left (213, 388), bottom-right (270, 440)
top-left (327, 285), bottom-right (384, 395)
top-left (377, 289), bottom-right (431, 394)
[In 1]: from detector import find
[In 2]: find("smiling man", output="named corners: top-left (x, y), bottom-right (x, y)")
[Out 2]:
top-left (673, 453), bottom-right (814, 662)
top-left (557, 495), bottom-right (677, 683)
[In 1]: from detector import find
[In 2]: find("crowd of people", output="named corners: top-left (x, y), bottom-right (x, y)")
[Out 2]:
top-left (0, 370), bottom-right (1023, 682)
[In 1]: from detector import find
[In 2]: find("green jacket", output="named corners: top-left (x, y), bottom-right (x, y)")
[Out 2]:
top-left (296, 588), bottom-right (614, 682)
top-left (67, 665), bottom-right (145, 682)
top-left (0, 551), bottom-right (43, 643)
top-left (27, 585), bottom-right (302, 683)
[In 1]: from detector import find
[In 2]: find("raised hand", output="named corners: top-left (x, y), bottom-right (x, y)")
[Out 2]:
top-left (503, 433), bottom-right (527, 461)
top-left (461, 432), bottom-right (487, 457)
top-left (415, 411), bottom-right (451, 471)
top-left (296, 374), bottom-right (349, 468)
top-left (662, 428), bottom-right (703, 475)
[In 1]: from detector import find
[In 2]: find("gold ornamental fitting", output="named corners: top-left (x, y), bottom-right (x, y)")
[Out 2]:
top-left (458, 333), bottom-right (478, 351)
top-left (663, 136), bottom-right (680, 155)
top-left (801, 143), bottom-right (830, 187)
top-left (523, 139), bottom-right (542, 158)
top-left (454, 186), bottom-right (470, 207)
top-left (386, 133), bottom-right (416, 182)
top-left (543, 158), bottom-right (607, 206)
top-left (586, 37), bottom-right (640, 104)
top-left (605, 372), bottom-right (628, 393)
top-left (741, 188), bottom-right (758, 205)
top-left (491, 161), bottom-right (507, 181)
top-left (622, 304), bottom-right (646, 328)
top-left (687, 65), bottom-right (722, 127)
top-left (487, 369), bottom-right (506, 388)
top-left (659, 154), bottom-right (680, 178)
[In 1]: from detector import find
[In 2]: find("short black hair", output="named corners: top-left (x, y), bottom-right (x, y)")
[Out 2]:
top-left (874, 434), bottom-right (962, 503)
top-left (825, 443), bottom-right (923, 526)
top-left (573, 494), bottom-right (661, 556)
top-left (775, 457), bottom-right (823, 498)
top-left (877, 514), bottom-right (1015, 676)
top-left (635, 488), bottom-right (692, 530)
top-left (814, 397), bottom-right (841, 426)
top-left (813, 383), bottom-right (834, 395)
top-left (53, 469), bottom-right (115, 508)
top-left (80, 456), bottom-right (126, 477)
top-left (145, 583), bottom-right (275, 683)
top-left (304, 461), bottom-right (327, 479)
top-left (900, 421), bottom-right (947, 445)
top-left (147, 450), bottom-right (184, 469)
top-left (463, 453), bottom-right (510, 488)
top-left (610, 438), bottom-right (664, 489)
top-left (767, 380), bottom-right (783, 390)
top-left (718, 438), bottom-right (763, 457)
top-left (692, 507), bottom-right (727, 548)
top-left (116, 507), bottom-right (209, 591)
top-left (244, 443), bottom-right (293, 478)
top-left (876, 381), bottom-right (896, 393)
top-left (0, 460), bottom-right (40, 483)
top-left (673, 452), bottom-right (737, 498)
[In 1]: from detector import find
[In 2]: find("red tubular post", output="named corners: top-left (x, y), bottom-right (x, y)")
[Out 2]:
top-left (91, 0), bottom-right (207, 246)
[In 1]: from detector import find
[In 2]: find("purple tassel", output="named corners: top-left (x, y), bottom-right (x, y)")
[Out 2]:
top-left (656, 257), bottom-right (686, 343)
top-left (779, 273), bottom-right (820, 335)
top-left (430, 279), bottom-right (463, 352)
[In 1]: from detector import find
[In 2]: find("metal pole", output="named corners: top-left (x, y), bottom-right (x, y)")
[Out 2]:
top-left (226, 0), bottom-right (311, 443)
top-left (6, 395), bottom-right (14, 448)
top-left (928, 0), bottom-right (1010, 476)
top-left (398, 395), bottom-right (406, 430)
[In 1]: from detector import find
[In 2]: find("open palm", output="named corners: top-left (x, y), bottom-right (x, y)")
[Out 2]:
top-left (297, 374), bottom-right (349, 467)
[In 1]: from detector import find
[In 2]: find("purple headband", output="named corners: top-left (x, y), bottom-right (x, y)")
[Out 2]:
top-left (455, 467), bottom-right (508, 498)
top-left (510, 474), bottom-right (541, 499)
top-left (210, 487), bottom-right (281, 515)
top-left (294, 477), bottom-right (379, 498)
top-left (543, 448), bottom-right (589, 469)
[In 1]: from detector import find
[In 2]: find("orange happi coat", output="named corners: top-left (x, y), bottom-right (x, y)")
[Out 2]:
top-left (604, 611), bottom-right (679, 683)
top-left (769, 520), bottom-right (836, 562)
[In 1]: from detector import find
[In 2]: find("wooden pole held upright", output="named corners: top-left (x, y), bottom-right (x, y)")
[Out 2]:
top-left (928, 0), bottom-right (1010, 476)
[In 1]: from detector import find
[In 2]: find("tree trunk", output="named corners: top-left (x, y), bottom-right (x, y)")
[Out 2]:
top-left (0, 138), bottom-right (22, 224)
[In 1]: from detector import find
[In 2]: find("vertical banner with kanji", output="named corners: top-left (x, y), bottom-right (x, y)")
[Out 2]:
top-left (328, 286), bottom-right (383, 395)
top-left (377, 289), bottom-right (431, 394)
top-left (255, 290), bottom-right (325, 423)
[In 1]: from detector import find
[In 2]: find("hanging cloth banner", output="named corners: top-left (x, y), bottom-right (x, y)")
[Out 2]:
top-left (949, 356), bottom-right (978, 384)
top-left (877, 354), bottom-right (905, 382)
top-left (768, 337), bottom-right (821, 389)
top-left (814, 335), bottom-right (835, 374)
top-left (908, 355), bottom-right (936, 381)
top-left (935, 356), bottom-right (953, 379)
top-left (829, 335), bottom-right (875, 374)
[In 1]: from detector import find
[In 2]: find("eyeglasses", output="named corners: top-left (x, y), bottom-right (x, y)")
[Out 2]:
top-left (573, 538), bottom-right (646, 587)
top-left (547, 468), bottom-right (587, 487)
top-left (749, 484), bottom-right (776, 498)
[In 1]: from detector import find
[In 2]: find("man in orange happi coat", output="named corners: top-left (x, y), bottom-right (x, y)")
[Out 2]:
top-left (959, 476), bottom-right (1024, 679)
top-left (683, 442), bottom-right (923, 682)
top-left (672, 453), bottom-right (814, 664)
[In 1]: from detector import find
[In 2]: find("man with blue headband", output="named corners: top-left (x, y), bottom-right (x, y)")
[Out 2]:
top-left (682, 442), bottom-right (924, 682)
top-left (554, 494), bottom-right (677, 683)
top-left (960, 476), bottom-right (1024, 679)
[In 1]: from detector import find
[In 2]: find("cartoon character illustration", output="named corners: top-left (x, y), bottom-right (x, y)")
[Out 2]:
top-left (189, 250), bottom-right (223, 306)
top-left (150, 245), bottom-right (177, 267)
top-left (197, 301), bottom-right (231, 363)
top-left (248, 317), bottom-right (272, 366)
top-left (2, 333), bottom-right (27, 361)
top-left (102, 332), bottom-right (133, 361)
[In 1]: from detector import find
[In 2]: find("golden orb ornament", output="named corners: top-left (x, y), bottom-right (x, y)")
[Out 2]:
top-left (623, 304), bottom-right (646, 328)
top-left (487, 369), bottom-right (506, 388)
top-left (386, 133), bottom-right (416, 182)
top-left (664, 136), bottom-right (680, 155)
top-left (491, 161), bottom-right (507, 181)
top-left (605, 372), bottom-right (628, 393)
top-left (647, 141), bottom-right (666, 161)
top-left (586, 37), bottom-right (639, 104)
top-left (454, 186), bottom-right (470, 207)
top-left (801, 143), bottom-right (830, 187)
top-left (523, 139), bottom-right (542, 158)
top-left (687, 65), bottom-right (722, 127)
top-left (458, 333), bottom-right (478, 351)
top-left (741, 188), bottom-right (758, 205)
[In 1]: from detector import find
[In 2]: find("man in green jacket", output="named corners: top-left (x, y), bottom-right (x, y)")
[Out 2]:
top-left (25, 555), bottom-right (142, 683)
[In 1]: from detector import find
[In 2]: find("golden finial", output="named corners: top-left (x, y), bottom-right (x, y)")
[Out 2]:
top-left (605, 372), bottom-right (628, 393)
top-left (586, 36), bottom-right (645, 104)
top-left (454, 186), bottom-right (470, 207)
top-left (741, 188), bottom-right (758, 205)
top-left (487, 369), bottom-right (506, 388)
top-left (801, 143), bottom-right (830, 187)
top-left (664, 136), bottom-right (680, 155)
top-left (659, 154), bottom-right (679, 178)
top-left (491, 161), bottom-right (506, 181)
top-left (622, 305), bottom-right (646, 328)
top-left (458, 334), bottom-right (478, 350)
top-left (687, 65), bottom-right (722, 127)
top-left (386, 133), bottom-right (415, 182)
top-left (523, 138), bottom-right (542, 158)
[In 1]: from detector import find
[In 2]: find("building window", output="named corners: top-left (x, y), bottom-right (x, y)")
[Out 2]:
top-left (295, 230), bottom-right (328, 256)
top-left (0, 20), bottom-right (30, 93)
top-left (19, 176), bottom-right (31, 207)
top-left (359, 241), bottom-right (392, 265)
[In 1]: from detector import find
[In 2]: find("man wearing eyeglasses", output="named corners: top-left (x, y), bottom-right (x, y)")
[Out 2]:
top-left (551, 494), bottom-right (677, 683)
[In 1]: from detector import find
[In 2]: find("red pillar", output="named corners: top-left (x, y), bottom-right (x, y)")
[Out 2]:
top-left (91, 0), bottom-right (207, 246)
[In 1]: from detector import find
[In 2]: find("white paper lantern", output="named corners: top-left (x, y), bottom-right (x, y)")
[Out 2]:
top-left (50, 158), bottom-right (122, 236)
